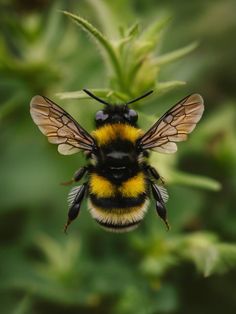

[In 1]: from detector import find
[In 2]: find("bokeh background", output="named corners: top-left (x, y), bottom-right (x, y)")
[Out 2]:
top-left (1, 0), bottom-right (236, 313)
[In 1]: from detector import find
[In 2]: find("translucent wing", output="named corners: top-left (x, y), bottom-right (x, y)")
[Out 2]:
top-left (138, 94), bottom-right (204, 153)
top-left (30, 95), bottom-right (96, 155)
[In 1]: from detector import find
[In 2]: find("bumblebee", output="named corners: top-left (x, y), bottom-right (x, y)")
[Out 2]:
top-left (30, 90), bottom-right (204, 233)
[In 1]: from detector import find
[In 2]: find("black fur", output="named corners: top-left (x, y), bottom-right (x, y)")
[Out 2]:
top-left (91, 139), bottom-right (141, 184)
top-left (95, 219), bottom-right (140, 230)
top-left (95, 104), bottom-right (138, 128)
top-left (89, 193), bottom-right (147, 209)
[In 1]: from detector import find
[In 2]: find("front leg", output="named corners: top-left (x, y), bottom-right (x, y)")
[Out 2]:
top-left (150, 181), bottom-right (170, 230)
top-left (61, 166), bottom-right (88, 186)
top-left (64, 183), bottom-right (87, 233)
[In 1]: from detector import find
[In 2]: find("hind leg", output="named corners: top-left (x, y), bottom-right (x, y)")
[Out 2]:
top-left (64, 183), bottom-right (87, 233)
top-left (149, 181), bottom-right (170, 230)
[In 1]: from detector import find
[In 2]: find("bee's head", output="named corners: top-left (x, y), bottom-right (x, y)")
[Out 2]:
top-left (95, 105), bottom-right (138, 127)
top-left (83, 89), bottom-right (153, 128)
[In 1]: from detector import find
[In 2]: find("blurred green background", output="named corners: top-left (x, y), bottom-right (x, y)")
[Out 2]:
top-left (1, 0), bottom-right (236, 313)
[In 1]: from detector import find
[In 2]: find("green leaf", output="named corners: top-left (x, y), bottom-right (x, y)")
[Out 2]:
top-left (127, 22), bottom-right (140, 37)
top-left (115, 36), bottom-right (134, 52)
top-left (115, 23), bottom-right (140, 52)
top-left (86, 0), bottom-right (120, 38)
top-left (178, 233), bottom-right (236, 277)
top-left (13, 295), bottom-right (32, 314)
top-left (56, 89), bottom-right (128, 102)
top-left (170, 170), bottom-right (221, 191)
top-left (156, 80), bottom-right (186, 94)
top-left (0, 91), bottom-right (26, 120)
top-left (214, 244), bottom-right (236, 275)
top-left (140, 15), bottom-right (171, 45)
top-left (155, 42), bottom-right (198, 66)
top-left (35, 234), bottom-right (81, 275)
top-left (62, 11), bottom-right (125, 90)
top-left (41, 2), bottom-right (65, 52)
top-left (179, 233), bottom-right (219, 277)
top-left (57, 89), bottom-right (111, 100)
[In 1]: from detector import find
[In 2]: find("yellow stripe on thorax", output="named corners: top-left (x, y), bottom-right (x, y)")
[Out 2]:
top-left (89, 172), bottom-right (146, 198)
top-left (91, 123), bottom-right (143, 146)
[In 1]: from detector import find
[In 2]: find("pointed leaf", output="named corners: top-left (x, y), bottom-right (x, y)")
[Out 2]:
top-left (127, 22), bottom-right (140, 37)
top-left (57, 89), bottom-right (127, 102)
top-left (57, 89), bottom-right (111, 100)
top-left (170, 170), bottom-right (221, 191)
top-left (157, 80), bottom-right (186, 93)
top-left (62, 11), bottom-right (124, 89)
top-left (13, 295), bottom-right (32, 314)
top-left (86, 0), bottom-right (120, 38)
top-left (155, 42), bottom-right (198, 66)
top-left (140, 15), bottom-right (171, 44)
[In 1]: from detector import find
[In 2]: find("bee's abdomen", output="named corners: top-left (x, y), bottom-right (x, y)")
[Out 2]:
top-left (88, 197), bottom-right (149, 232)
top-left (88, 171), bottom-right (149, 232)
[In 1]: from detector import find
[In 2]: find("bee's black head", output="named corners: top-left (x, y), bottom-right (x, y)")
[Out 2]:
top-left (83, 89), bottom-right (153, 128)
top-left (95, 104), bottom-right (138, 127)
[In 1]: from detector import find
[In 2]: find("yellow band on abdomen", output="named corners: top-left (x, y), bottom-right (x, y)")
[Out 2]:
top-left (89, 172), bottom-right (146, 198)
top-left (118, 172), bottom-right (146, 197)
top-left (88, 199), bottom-right (149, 225)
top-left (89, 173), bottom-right (116, 197)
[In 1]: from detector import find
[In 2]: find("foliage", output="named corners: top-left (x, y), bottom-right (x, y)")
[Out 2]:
top-left (0, 0), bottom-right (236, 313)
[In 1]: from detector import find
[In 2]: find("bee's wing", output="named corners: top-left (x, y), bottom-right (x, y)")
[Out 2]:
top-left (30, 95), bottom-right (96, 155)
top-left (138, 94), bottom-right (204, 153)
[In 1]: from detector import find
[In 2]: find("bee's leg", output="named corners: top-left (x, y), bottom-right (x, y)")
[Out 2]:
top-left (61, 166), bottom-right (88, 186)
top-left (64, 183), bottom-right (87, 233)
top-left (150, 181), bottom-right (170, 230)
top-left (146, 165), bottom-right (165, 184)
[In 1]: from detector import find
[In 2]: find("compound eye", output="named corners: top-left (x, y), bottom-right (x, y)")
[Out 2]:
top-left (95, 110), bottom-right (109, 122)
top-left (125, 109), bottom-right (138, 122)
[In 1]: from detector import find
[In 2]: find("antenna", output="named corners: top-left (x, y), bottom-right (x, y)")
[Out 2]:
top-left (83, 89), bottom-right (153, 106)
top-left (126, 90), bottom-right (153, 105)
top-left (83, 89), bottom-right (110, 106)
